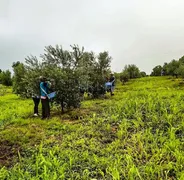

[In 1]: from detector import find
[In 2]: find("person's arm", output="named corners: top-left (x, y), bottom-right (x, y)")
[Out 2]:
top-left (46, 81), bottom-right (53, 92)
top-left (46, 81), bottom-right (51, 88)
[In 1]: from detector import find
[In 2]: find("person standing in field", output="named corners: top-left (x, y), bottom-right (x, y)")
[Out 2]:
top-left (30, 78), bottom-right (41, 117)
top-left (109, 72), bottom-right (115, 96)
top-left (32, 94), bottom-right (40, 117)
top-left (40, 76), bottom-right (50, 119)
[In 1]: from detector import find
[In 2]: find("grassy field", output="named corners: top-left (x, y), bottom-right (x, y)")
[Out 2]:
top-left (0, 77), bottom-right (184, 179)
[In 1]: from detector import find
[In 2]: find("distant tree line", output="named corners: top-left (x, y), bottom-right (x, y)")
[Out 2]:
top-left (115, 64), bottom-right (147, 84)
top-left (151, 56), bottom-right (184, 77)
top-left (0, 69), bottom-right (12, 86)
top-left (0, 62), bottom-right (146, 89)
top-left (3, 48), bottom-right (184, 98)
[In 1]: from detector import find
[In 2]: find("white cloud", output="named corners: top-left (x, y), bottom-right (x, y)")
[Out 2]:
top-left (1, 0), bottom-right (184, 74)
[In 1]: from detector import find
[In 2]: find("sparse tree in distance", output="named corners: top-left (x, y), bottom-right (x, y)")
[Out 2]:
top-left (0, 70), bottom-right (12, 86)
top-left (12, 61), bottom-right (27, 95)
top-left (151, 65), bottom-right (162, 76)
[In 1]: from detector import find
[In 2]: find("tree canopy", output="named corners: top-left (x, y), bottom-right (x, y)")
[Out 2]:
top-left (151, 56), bottom-right (184, 78)
top-left (12, 45), bottom-right (112, 112)
top-left (119, 64), bottom-right (145, 84)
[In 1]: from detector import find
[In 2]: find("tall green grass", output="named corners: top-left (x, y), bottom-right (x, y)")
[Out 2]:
top-left (0, 77), bottom-right (184, 179)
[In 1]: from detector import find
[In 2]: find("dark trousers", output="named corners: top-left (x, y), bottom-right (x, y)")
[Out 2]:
top-left (110, 86), bottom-right (115, 96)
top-left (41, 98), bottom-right (50, 119)
top-left (32, 97), bottom-right (40, 114)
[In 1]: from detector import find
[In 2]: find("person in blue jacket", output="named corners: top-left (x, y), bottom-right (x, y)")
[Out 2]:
top-left (40, 76), bottom-right (50, 119)
top-left (109, 72), bottom-right (115, 96)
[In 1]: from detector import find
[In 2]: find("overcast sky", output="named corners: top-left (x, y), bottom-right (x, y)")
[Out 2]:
top-left (1, 0), bottom-right (184, 74)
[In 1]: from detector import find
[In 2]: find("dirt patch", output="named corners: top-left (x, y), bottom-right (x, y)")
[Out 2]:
top-left (111, 126), bottom-right (118, 133)
top-left (0, 140), bottom-right (21, 167)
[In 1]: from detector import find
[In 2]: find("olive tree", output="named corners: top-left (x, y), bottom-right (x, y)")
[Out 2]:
top-left (13, 45), bottom-right (112, 112)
